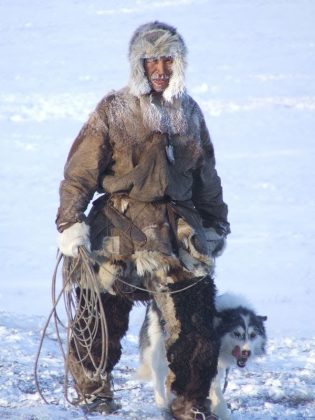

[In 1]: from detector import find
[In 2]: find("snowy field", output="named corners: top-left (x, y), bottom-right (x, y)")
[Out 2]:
top-left (0, 0), bottom-right (315, 418)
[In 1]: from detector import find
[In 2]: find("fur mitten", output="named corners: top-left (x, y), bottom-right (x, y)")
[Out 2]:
top-left (57, 222), bottom-right (90, 257)
top-left (205, 227), bottom-right (226, 258)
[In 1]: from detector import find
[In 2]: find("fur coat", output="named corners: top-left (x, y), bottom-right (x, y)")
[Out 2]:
top-left (56, 22), bottom-right (230, 290)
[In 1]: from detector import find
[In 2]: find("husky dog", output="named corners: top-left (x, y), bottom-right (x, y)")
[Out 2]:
top-left (137, 293), bottom-right (267, 420)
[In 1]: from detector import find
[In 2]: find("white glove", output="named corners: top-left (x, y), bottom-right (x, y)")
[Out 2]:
top-left (57, 222), bottom-right (91, 257)
top-left (205, 227), bottom-right (226, 257)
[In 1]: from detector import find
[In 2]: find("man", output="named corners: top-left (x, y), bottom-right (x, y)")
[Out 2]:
top-left (57, 21), bottom-right (230, 420)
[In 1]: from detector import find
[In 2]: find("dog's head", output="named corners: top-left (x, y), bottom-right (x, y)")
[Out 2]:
top-left (228, 312), bottom-right (267, 367)
top-left (215, 293), bottom-right (267, 368)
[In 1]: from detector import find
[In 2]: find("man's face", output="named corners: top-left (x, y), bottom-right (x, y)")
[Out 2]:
top-left (144, 56), bottom-right (173, 93)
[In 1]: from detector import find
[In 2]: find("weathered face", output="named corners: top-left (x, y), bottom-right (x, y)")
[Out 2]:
top-left (143, 56), bottom-right (173, 93)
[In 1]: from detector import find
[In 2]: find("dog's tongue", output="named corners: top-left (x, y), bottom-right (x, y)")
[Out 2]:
top-left (232, 345), bottom-right (241, 358)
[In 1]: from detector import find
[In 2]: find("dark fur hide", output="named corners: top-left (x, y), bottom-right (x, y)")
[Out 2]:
top-left (166, 276), bottom-right (219, 400)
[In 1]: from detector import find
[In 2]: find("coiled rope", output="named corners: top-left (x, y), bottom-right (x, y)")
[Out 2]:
top-left (34, 247), bottom-right (108, 405)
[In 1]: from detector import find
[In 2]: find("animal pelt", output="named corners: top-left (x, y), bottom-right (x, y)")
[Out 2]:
top-left (165, 277), bottom-right (219, 401)
top-left (137, 292), bottom-right (267, 420)
top-left (80, 208), bottom-right (215, 295)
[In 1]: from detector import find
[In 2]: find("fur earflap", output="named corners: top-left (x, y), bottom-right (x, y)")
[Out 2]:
top-left (128, 21), bottom-right (187, 102)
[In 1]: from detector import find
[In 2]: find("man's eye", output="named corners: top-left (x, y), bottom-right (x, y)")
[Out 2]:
top-left (145, 58), bottom-right (158, 64)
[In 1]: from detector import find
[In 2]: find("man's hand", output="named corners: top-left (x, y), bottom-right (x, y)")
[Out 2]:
top-left (205, 227), bottom-right (226, 258)
top-left (57, 222), bottom-right (91, 257)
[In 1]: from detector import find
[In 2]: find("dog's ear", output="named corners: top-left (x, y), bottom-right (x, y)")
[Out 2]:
top-left (258, 315), bottom-right (268, 322)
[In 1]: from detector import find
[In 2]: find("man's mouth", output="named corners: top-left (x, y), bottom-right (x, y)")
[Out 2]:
top-left (151, 78), bottom-right (169, 88)
top-left (150, 75), bottom-right (170, 91)
top-left (153, 79), bottom-right (168, 85)
top-left (151, 74), bottom-right (170, 81)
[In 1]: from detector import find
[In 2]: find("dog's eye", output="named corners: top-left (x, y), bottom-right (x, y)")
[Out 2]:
top-left (249, 332), bottom-right (257, 339)
top-left (233, 331), bottom-right (242, 339)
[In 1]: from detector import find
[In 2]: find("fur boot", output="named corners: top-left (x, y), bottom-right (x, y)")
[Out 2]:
top-left (171, 396), bottom-right (218, 420)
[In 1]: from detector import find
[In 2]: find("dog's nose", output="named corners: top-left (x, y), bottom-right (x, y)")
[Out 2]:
top-left (242, 349), bottom-right (251, 358)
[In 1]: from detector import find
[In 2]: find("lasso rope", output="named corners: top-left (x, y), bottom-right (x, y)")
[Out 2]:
top-left (35, 247), bottom-right (109, 406)
top-left (35, 246), bottom-right (209, 406)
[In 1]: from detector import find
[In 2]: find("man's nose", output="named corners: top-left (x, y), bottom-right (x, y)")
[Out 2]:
top-left (156, 59), bottom-right (167, 74)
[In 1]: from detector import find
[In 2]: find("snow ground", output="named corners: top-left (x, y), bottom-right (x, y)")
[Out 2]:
top-left (1, 309), bottom-right (315, 419)
top-left (0, 0), bottom-right (315, 418)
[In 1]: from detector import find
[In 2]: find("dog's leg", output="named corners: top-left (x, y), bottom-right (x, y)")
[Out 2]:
top-left (151, 332), bottom-right (169, 408)
top-left (137, 345), bottom-right (153, 380)
top-left (209, 366), bottom-right (231, 420)
top-left (144, 305), bottom-right (169, 408)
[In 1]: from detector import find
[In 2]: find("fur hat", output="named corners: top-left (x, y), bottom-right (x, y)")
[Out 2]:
top-left (128, 21), bottom-right (188, 102)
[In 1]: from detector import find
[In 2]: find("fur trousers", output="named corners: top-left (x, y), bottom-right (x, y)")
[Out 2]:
top-left (68, 275), bottom-right (219, 404)
top-left (155, 276), bottom-right (219, 402)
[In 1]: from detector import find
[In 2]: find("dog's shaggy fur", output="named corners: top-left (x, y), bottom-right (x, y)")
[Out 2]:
top-left (137, 292), bottom-right (267, 419)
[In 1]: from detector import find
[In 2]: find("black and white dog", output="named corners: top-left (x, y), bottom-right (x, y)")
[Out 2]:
top-left (137, 293), bottom-right (267, 420)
